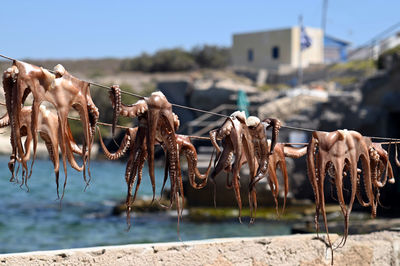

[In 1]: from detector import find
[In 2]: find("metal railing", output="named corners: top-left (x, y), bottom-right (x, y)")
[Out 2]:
top-left (186, 104), bottom-right (237, 136)
top-left (186, 104), bottom-right (258, 137)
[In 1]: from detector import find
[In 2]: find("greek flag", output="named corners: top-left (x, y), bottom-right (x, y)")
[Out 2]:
top-left (300, 26), bottom-right (312, 50)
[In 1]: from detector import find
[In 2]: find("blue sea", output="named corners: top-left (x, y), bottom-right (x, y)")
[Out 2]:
top-left (0, 156), bottom-right (291, 254)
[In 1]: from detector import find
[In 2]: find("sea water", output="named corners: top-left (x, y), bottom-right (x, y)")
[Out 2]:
top-left (0, 156), bottom-right (290, 254)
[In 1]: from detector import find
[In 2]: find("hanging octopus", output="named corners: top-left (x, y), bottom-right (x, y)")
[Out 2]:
top-left (209, 111), bottom-right (256, 222)
top-left (108, 85), bottom-right (184, 228)
top-left (0, 106), bottom-right (83, 198)
top-left (354, 139), bottom-right (395, 215)
top-left (2, 62), bottom-right (98, 186)
top-left (246, 115), bottom-right (281, 221)
top-left (249, 142), bottom-right (307, 220)
top-left (307, 129), bottom-right (375, 261)
top-left (234, 115), bottom-right (306, 222)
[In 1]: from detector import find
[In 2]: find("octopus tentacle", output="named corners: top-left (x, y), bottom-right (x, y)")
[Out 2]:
top-left (209, 129), bottom-right (221, 160)
top-left (241, 130), bottom-right (256, 220)
top-left (186, 150), bottom-right (212, 189)
top-left (331, 159), bottom-right (349, 249)
top-left (109, 85), bottom-right (122, 137)
top-left (370, 148), bottom-right (382, 188)
top-left (262, 118), bottom-right (281, 154)
top-left (3, 71), bottom-right (17, 181)
top-left (85, 97), bottom-right (99, 181)
top-left (278, 156), bottom-right (289, 215)
top-left (307, 135), bottom-right (320, 233)
top-left (375, 142), bottom-right (393, 185)
top-left (125, 128), bottom-right (146, 229)
top-left (146, 108), bottom-right (160, 202)
top-left (395, 144), bottom-right (400, 167)
top-left (3, 66), bottom-right (19, 180)
top-left (355, 168), bottom-right (369, 207)
top-left (40, 131), bottom-right (60, 198)
top-left (163, 119), bottom-right (183, 218)
top-left (177, 135), bottom-right (212, 189)
top-left (268, 161), bottom-right (280, 216)
top-left (132, 150), bottom-right (147, 203)
top-left (13, 63), bottom-right (32, 181)
top-left (230, 124), bottom-right (243, 223)
top-left (67, 125), bottom-right (83, 156)
top-left (98, 127), bottom-right (132, 160)
top-left (0, 113), bottom-right (10, 127)
top-left (71, 103), bottom-right (91, 185)
top-left (61, 123), bottom-right (85, 173)
top-left (27, 100), bottom-right (42, 180)
top-left (283, 145), bottom-right (307, 158)
top-left (110, 85), bottom-right (147, 121)
top-left (359, 153), bottom-right (375, 217)
top-left (209, 139), bottom-right (234, 207)
top-left (318, 160), bottom-right (334, 262)
top-left (159, 152), bottom-right (171, 204)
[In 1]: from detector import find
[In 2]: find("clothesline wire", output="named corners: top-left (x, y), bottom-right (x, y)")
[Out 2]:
top-left (1, 53), bottom-right (400, 142)
top-left (280, 124), bottom-right (316, 133)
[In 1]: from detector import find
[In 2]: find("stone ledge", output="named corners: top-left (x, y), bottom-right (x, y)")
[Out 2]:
top-left (1, 231), bottom-right (399, 265)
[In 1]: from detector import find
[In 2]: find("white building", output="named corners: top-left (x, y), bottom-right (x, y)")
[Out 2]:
top-left (232, 27), bottom-right (324, 74)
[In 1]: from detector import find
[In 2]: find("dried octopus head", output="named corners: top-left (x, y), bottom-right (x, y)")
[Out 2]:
top-left (53, 64), bottom-right (65, 78)
top-left (246, 116), bottom-right (260, 128)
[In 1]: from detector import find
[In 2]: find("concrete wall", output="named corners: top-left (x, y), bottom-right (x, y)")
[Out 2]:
top-left (232, 28), bottom-right (293, 71)
top-left (0, 231), bottom-right (398, 265)
top-left (232, 27), bottom-right (324, 72)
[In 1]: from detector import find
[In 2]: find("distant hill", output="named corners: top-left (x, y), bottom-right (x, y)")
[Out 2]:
top-left (0, 58), bottom-right (122, 78)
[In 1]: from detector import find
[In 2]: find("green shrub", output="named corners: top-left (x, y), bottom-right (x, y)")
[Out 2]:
top-left (258, 83), bottom-right (289, 92)
top-left (329, 76), bottom-right (358, 86)
top-left (120, 45), bottom-right (231, 72)
top-left (121, 53), bottom-right (153, 72)
top-left (331, 59), bottom-right (375, 72)
top-left (191, 45), bottom-right (231, 68)
top-left (151, 48), bottom-right (197, 72)
top-left (377, 44), bottom-right (400, 69)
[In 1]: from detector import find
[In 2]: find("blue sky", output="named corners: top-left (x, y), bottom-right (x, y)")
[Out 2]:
top-left (1, 0), bottom-right (399, 59)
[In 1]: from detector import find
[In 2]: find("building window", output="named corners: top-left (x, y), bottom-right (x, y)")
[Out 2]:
top-left (247, 49), bottom-right (254, 62)
top-left (272, 46), bottom-right (279, 59)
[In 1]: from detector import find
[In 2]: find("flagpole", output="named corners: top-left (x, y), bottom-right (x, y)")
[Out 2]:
top-left (298, 15), bottom-right (303, 86)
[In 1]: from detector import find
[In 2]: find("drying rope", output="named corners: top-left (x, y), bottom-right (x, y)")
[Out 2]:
top-left (0, 54), bottom-right (14, 61)
top-left (280, 124), bottom-right (400, 142)
top-left (280, 124), bottom-right (316, 133)
top-left (68, 116), bottom-right (130, 130)
top-left (1, 53), bottom-right (400, 141)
